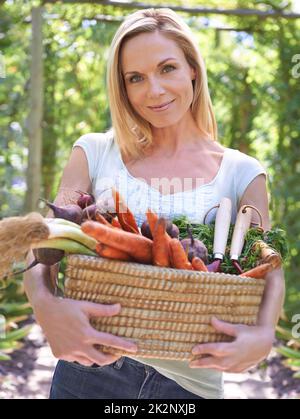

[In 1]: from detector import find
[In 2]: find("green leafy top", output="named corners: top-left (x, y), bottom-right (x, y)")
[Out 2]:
top-left (172, 215), bottom-right (289, 274)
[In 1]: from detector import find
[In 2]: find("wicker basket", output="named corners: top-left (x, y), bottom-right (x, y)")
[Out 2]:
top-left (64, 255), bottom-right (265, 361)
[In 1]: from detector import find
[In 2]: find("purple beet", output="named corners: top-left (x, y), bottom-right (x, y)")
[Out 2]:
top-left (166, 221), bottom-right (180, 239)
top-left (11, 248), bottom-right (65, 277)
top-left (40, 199), bottom-right (83, 225)
top-left (141, 219), bottom-right (180, 240)
top-left (76, 190), bottom-right (95, 209)
top-left (82, 204), bottom-right (98, 221)
top-left (180, 226), bottom-right (208, 263)
top-left (141, 220), bottom-right (153, 239)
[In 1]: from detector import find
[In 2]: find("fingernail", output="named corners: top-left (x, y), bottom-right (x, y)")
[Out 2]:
top-left (192, 347), bottom-right (199, 355)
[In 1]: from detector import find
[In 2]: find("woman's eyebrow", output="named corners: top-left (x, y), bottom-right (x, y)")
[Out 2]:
top-left (124, 57), bottom-right (177, 75)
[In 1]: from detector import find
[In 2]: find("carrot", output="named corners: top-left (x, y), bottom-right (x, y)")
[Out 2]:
top-left (146, 208), bottom-right (159, 236)
top-left (169, 238), bottom-right (193, 270)
top-left (95, 243), bottom-right (132, 261)
top-left (146, 209), bottom-right (171, 243)
top-left (240, 262), bottom-right (273, 279)
top-left (111, 187), bottom-right (140, 234)
top-left (111, 217), bottom-right (122, 229)
top-left (192, 256), bottom-right (208, 272)
top-left (95, 211), bottom-right (112, 227)
top-left (153, 218), bottom-right (171, 267)
top-left (81, 221), bottom-right (152, 264)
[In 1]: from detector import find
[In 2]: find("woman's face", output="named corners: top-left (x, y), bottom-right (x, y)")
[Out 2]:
top-left (120, 31), bottom-right (196, 128)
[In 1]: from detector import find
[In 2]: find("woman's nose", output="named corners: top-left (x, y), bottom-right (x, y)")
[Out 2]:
top-left (146, 77), bottom-right (166, 98)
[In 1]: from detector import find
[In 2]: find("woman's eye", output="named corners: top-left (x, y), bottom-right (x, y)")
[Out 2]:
top-left (129, 74), bottom-right (142, 83)
top-left (128, 65), bottom-right (175, 83)
top-left (162, 64), bottom-right (176, 73)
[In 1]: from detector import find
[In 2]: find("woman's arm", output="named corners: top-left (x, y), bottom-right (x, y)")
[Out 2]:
top-left (190, 174), bottom-right (285, 372)
top-left (238, 174), bottom-right (285, 329)
top-left (24, 146), bottom-right (91, 304)
top-left (24, 147), bottom-right (137, 366)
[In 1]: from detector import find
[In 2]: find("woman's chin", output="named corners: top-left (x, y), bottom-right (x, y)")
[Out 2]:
top-left (149, 117), bottom-right (182, 129)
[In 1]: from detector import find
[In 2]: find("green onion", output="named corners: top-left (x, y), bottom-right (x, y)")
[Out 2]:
top-left (32, 238), bottom-right (97, 257)
top-left (47, 223), bottom-right (97, 250)
top-left (45, 218), bottom-right (81, 229)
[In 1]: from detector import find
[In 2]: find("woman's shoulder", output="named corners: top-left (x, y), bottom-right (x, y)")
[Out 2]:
top-left (74, 129), bottom-right (114, 147)
top-left (223, 146), bottom-right (263, 165)
top-left (221, 146), bottom-right (267, 180)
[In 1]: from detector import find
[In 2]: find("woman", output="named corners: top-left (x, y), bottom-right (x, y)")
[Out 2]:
top-left (24, 8), bottom-right (285, 399)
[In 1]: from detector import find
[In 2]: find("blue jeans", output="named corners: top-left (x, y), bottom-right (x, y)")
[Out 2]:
top-left (49, 357), bottom-right (203, 399)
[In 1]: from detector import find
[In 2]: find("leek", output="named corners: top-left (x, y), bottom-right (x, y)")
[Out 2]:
top-left (32, 238), bottom-right (97, 257)
top-left (46, 223), bottom-right (97, 251)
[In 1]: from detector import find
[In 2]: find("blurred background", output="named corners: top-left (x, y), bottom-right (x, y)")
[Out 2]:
top-left (0, 0), bottom-right (299, 398)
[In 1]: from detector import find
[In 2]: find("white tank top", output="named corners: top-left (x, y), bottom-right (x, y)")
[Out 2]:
top-left (73, 129), bottom-right (267, 399)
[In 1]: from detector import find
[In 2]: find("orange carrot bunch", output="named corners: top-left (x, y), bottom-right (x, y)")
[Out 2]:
top-left (81, 189), bottom-right (210, 271)
top-left (95, 243), bottom-right (132, 262)
top-left (81, 221), bottom-right (152, 264)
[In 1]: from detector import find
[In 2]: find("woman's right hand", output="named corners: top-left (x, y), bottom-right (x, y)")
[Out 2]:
top-left (33, 295), bottom-right (138, 367)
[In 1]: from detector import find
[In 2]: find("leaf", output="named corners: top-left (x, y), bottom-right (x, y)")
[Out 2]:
top-left (0, 351), bottom-right (11, 361)
top-left (283, 358), bottom-right (300, 367)
top-left (276, 325), bottom-right (295, 341)
top-left (276, 346), bottom-right (300, 360)
top-left (1, 325), bottom-right (31, 342)
top-left (0, 340), bottom-right (22, 350)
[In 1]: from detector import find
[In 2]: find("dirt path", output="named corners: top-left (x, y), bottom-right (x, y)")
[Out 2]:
top-left (0, 323), bottom-right (299, 399)
top-left (0, 324), bottom-right (56, 399)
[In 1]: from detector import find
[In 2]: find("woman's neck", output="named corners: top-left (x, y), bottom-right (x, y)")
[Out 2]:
top-left (150, 112), bottom-right (205, 156)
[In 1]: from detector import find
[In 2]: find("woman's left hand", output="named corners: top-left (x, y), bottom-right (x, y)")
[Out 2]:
top-left (190, 317), bottom-right (275, 373)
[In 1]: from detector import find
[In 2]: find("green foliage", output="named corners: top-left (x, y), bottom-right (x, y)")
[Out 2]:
top-left (276, 314), bottom-right (300, 379)
top-left (0, 274), bottom-right (32, 361)
top-left (173, 215), bottom-right (289, 273)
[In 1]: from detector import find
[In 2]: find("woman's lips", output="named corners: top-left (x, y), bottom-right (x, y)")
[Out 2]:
top-left (148, 99), bottom-right (175, 112)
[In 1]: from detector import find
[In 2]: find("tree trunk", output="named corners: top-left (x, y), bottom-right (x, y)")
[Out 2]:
top-left (24, 6), bottom-right (44, 213)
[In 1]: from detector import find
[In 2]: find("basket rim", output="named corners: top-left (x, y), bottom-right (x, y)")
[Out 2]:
top-left (66, 254), bottom-right (266, 283)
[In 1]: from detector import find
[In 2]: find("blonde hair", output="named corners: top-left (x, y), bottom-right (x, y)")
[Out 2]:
top-left (107, 8), bottom-right (218, 160)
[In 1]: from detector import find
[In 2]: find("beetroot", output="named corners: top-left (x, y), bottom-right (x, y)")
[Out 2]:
top-left (141, 220), bottom-right (153, 239)
top-left (141, 219), bottom-right (180, 240)
top-left (180, 226), bottom-right (208, 263)
top-left (82, 204), bottom-right (98, 221)
top-left (11, 248), bottom-right (65, 276)
top-left (76, 190), bottom-right (95, 209)
top-left (166, 221), bottom-right (180, 239)
top-left (40, 199), bottom-right (82, 225)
